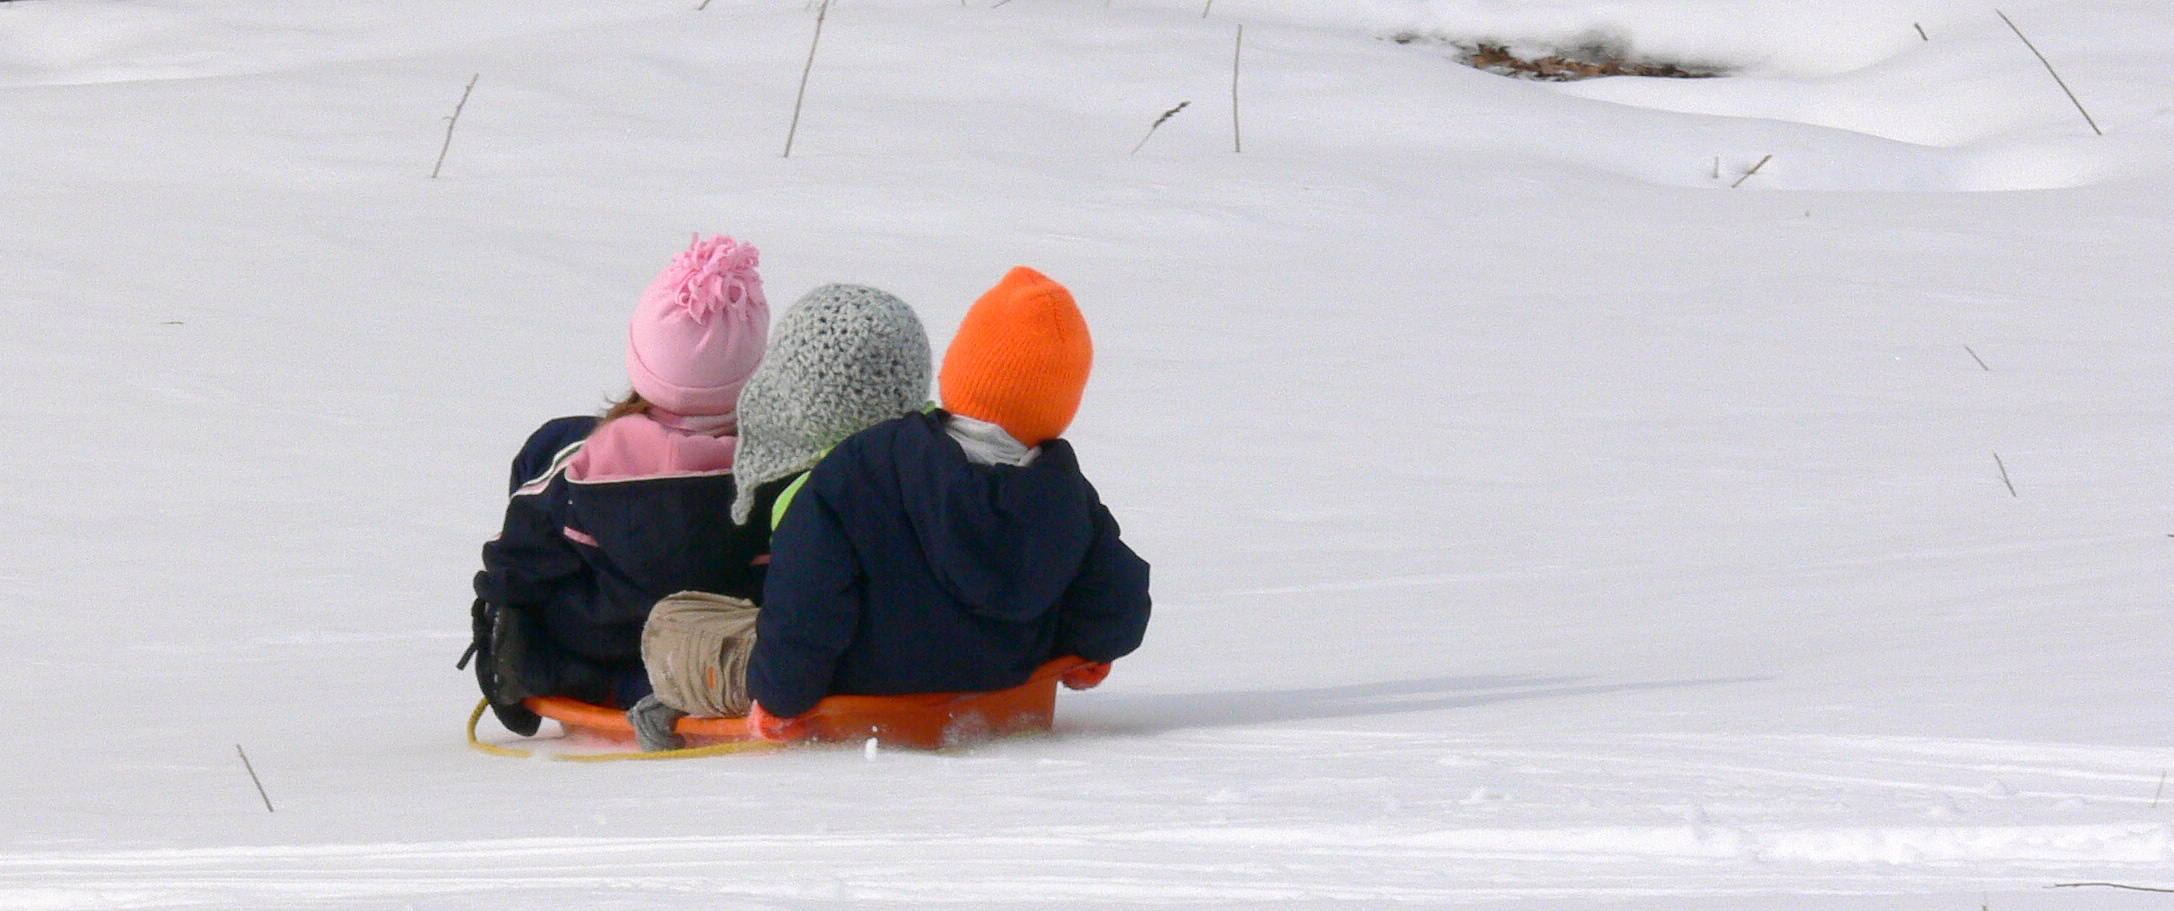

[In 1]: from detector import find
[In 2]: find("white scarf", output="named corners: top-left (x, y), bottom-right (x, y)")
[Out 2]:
top-left (945, 415), bottom-right (1039, 467)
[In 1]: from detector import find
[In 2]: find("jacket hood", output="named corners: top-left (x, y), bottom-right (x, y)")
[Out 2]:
top-left (887, 412), bottom-right (1095, 622)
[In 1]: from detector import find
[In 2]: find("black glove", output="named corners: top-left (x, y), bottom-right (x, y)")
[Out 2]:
top-left (460, 598), bottom-right (543, 737)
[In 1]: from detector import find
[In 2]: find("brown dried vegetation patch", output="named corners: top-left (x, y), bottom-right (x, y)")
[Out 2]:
top-left (1392, 34), bottom-right (1723, 82)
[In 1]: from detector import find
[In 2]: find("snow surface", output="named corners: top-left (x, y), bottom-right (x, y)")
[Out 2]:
top-left (3, 0), bottom-right (2172, 907)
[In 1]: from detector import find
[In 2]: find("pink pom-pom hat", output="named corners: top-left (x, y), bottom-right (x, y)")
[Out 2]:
top-left (626, 234), bottom-right (771, 417)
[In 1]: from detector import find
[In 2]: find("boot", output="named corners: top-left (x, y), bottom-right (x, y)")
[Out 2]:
top-left (627, 694), bottom-right (688, 752)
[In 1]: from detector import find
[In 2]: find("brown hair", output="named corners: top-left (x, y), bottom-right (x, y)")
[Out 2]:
top-left (598, 390), bottom-right (651, 426)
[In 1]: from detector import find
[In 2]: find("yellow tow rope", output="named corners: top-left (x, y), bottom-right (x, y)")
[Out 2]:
top-left (466, 698), bottom-right (783, 761)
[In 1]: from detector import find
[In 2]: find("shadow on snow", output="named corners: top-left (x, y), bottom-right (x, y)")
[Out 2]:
top-left (1066, 673), bottom-right (1768, 735)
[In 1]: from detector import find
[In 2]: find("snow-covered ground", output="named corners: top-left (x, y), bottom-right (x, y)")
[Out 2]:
top-left (3, 0), bottom-right (2171, 907)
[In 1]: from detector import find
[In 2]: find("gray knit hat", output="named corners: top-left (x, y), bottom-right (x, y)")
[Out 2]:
top-left (730, 284), bottom-right (932, 524)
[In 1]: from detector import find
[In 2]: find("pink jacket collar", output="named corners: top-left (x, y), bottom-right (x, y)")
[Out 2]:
top-left (566, 413), bottom-right (736, 483)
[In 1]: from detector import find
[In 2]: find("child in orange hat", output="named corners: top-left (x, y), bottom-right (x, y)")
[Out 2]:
top-left (743, 267), bottom-right (1151, 736)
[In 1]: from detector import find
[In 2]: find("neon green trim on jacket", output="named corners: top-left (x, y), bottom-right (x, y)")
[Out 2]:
top-left (770, 471), bottom-right (813, 533)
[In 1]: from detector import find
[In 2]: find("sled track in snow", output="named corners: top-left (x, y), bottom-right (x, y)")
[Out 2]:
top-left (5, 733), bottom-right (2170, 909)
top-left (0, 824), bottom-right (2167, 908)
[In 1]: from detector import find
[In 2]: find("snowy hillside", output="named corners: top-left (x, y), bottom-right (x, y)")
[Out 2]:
top-left (2, 0), bottom-right (2171, 907)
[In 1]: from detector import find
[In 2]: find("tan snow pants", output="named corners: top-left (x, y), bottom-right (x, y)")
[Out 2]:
top-left (640, 591), bottom-right (759, 718)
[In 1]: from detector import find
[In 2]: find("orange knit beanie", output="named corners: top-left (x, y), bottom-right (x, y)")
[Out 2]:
top-left (939, 266), bottom-right (1094, 446)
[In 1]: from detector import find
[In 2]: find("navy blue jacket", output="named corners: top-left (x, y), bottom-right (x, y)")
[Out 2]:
top-left (749, 411), bottom-right (1152, 717)
top-left (473, 416), bottom-right (776, 703)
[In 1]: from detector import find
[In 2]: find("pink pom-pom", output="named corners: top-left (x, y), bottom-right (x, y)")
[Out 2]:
top-left (661, 233), bottom-right (765, 321)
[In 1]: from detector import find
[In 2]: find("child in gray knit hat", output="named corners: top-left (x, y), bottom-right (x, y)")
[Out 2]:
top-left (628, 283), bottom-right (931, 751)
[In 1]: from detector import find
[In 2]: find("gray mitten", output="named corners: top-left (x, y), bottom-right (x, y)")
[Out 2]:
top-left (627, 694), bottom-right (688, 752)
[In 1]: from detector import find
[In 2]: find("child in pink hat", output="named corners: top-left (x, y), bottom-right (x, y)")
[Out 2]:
top-left (463, 234), bottom-right (774, 736)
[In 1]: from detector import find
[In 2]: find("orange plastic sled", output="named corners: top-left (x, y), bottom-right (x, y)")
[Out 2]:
top-left (524, 656), bottom-right (1089, 751)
